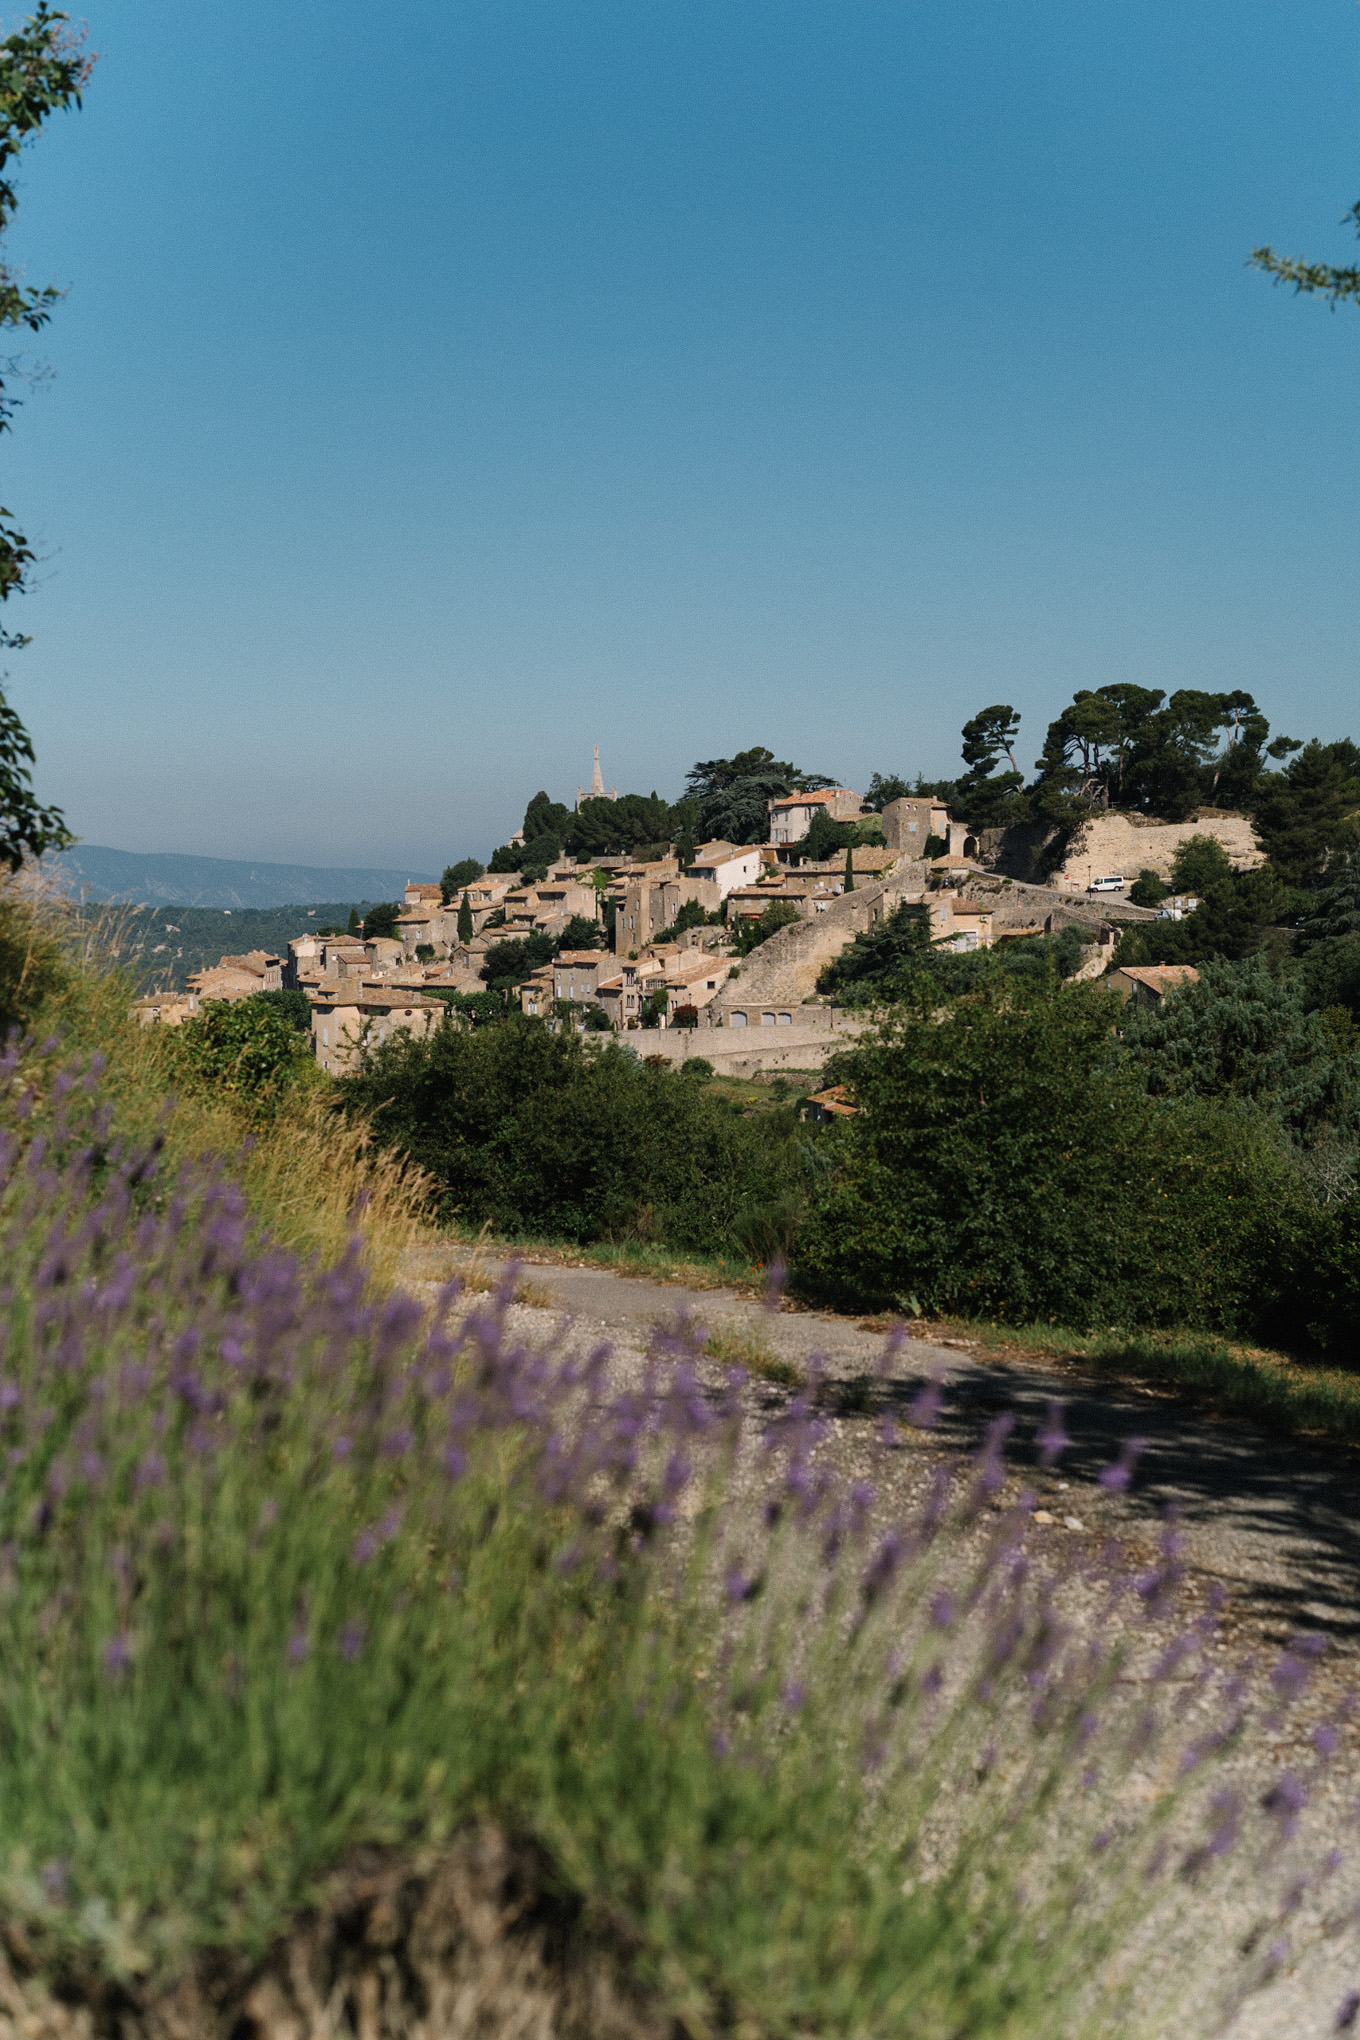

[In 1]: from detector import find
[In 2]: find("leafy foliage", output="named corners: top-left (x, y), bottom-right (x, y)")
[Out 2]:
top-left (1119, 955), bottom-right (1360, 1152)
top-left (1128, 868), bottom-right (1167, 908)
top-left (0, 7), bottom-right (93, 869)
top-left (171, 994), bottom-right (313, 1117)
top-left (954, 705), bottom-right (1027, 828)
top-left (863, 771), bottom-right (914, 810)
top-left (793, 979), bottom-right (1360, 1353)
top-left (731, 898), bottom-right (800, 956)
top-left (439, 856), bottom-right (484, 903)
top-left (479, 932), bottom-right (554, 990)
top-left (339, 1018), bottom-right (801, 1251)
top-left (1253, 741), bottom-right (1360, 886)
top-left (1250, 200), bottom-right (1360, 306)
top-left (556, 912), bottom-right (603, 951)
top-left (360, 901), bottom-right (401, 941)
top-left (1297, 857), bottom-right (1360, 948)
top-left (685, 747), bottom-right (833, 846)
top-left (1112, 862), bottom-right (1284, 969)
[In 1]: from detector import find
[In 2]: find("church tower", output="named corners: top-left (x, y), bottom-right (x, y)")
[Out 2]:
top-left (577, 745), bottom-right (618, 808)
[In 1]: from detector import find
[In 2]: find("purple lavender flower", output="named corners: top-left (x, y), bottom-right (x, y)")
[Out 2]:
top-left (1098, 1436), bottom-right (1147, 1494)
top-left (1035, 1400), bottom-right (1070, 1468)
top-left (287, 1623), bottom-right (310, 1667)
top-left (780, 1680), bottom-right (806, 1713)
top-left (102, 1631), bottom-right (133, 1679)
top-left (1336, 1989), bottom-right (1360, 2032)
top-left (906, 1375), bottom-right (944, 1430)
top-left (337, 1620), bottom-right (366, 1662)
top-left (1262, 1771), bottom-right (1307, 1838)
top-left (724, 1566), bottom-right (761, 1604)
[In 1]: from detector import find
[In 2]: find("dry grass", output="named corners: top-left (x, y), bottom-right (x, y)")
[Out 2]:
top-left (1, 877), bottom-right (438, 1287)
top-left (702, 1318), bottom-right (803, 1387)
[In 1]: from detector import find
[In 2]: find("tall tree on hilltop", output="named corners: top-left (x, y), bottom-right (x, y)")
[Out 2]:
top-left (0, 8), bottom-right (92, 869)
top-left (686, 747), bottom-right (834, 847)
top-left (953, 706), bottom-right (1028, 829)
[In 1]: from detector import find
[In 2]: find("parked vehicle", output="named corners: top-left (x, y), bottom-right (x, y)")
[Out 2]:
top-left (1086, 875), bottom-right (1128, 894)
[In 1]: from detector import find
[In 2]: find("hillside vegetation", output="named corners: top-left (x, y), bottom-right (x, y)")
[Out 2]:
top-left (0, 880), bottom-right (1351, 2038)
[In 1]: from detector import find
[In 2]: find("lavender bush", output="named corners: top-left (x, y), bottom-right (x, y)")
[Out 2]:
top-left (0, 1035), bottom-right (1355, 2035)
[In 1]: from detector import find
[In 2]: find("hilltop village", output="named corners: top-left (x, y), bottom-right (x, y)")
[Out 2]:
top-left (136, 745), bottom-right (1266, 1079)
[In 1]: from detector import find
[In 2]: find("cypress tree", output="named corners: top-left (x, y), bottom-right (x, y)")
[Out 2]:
top-left (457, 890), bottom-right (474, 944)
top-left (844, 846), bottom-right (855, 893)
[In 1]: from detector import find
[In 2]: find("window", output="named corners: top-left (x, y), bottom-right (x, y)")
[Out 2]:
top-left (730, 1011), bottom-right (748, 1027)
top-left (761, 1012), bottom-right (776, 1026)
top-left (777, 1012), bottom-right (792, 1025)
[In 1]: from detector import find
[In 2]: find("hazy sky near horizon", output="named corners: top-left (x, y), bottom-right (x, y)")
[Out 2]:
top-left (4, 0), bottom-right (1358, 870)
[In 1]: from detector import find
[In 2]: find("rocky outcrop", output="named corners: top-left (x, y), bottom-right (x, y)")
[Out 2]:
top-left (1048, 809), bottom-right (1263, 890)
top-left (971, 809), bottom-right (1264, 889)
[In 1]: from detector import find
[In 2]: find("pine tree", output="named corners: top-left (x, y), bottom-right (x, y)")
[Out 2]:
top-left (457, 891), bottom-right (474, 944)
top-left (844, 846), bottom-right (855, 893)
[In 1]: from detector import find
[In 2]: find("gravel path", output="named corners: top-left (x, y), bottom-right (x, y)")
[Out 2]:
top-left (404, 1246), bottom-right (1360, 2036)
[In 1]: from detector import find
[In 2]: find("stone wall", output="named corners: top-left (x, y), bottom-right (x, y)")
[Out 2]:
top-left (707, 860), bottom-right (931, 1013)
top-left (631, 1023), bottom-right (867, 1077)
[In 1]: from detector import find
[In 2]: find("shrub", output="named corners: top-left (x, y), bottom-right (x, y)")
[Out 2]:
top-left (732, 900), bottom-right (801, 956)
top-left (1128, 867), bottom-right (1168, 907)
top-left (440, 855), bottom-right (485, 903)
top-left (793, 978), bottom-right (1360, 1352)
top-left (339, 1017), bottom-right (798, 1252)
top-left (171, 993), bottom-right (314, 1119)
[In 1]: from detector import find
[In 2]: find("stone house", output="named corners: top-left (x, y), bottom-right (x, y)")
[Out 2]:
top-left (1109, 964), bottom-right (1200, 1008)
top-left (685, 841), bottom-right (763, 898)
top-left (793, 847), bottom-right (900, 883)
top-left (657, 952), bottom-right (731, 1020)
top-left (517, 967), bottom-right (555, 1019)
top-left (725, 873), bottom-right (844, 925)
top-left (767, 788), bottom-right (864, 846)
top-left (880, 796), bottom-right (951, 855)
top-left (187, 952), bottom-right (283, 1003)
top-left (802, 1084), bottom-right (857, 1124)
top-left (309, 988), bottom-right (444, 1076)
top-left (926, 894), bottom-right (995, 953)
top-left (594, 957), bottom-right (666, 1029)
top-left (403, 882), bottom-right (443, 907)
top-left (134, 990), bottom-right (201, 1026)
top-left (553, 950), bottom-right (613, 1004)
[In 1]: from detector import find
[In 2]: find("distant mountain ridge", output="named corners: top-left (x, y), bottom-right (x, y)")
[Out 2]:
top-left (43, 846), bottom-right (438, 911)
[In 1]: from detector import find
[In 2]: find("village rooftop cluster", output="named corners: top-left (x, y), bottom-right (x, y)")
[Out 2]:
top-left (135, 758), bottom-right (1222, 1073)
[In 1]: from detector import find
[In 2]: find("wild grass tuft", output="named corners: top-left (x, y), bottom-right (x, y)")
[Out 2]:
top-left (702, 1318), bottom-right (803, 1386)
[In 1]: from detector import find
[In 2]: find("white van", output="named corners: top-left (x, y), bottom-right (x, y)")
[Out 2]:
top-left (1086, 875), bottom-right (1127, 894)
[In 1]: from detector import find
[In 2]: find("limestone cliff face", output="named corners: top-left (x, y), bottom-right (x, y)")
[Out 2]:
top-left (1048, 810), bottom-right (1263, 890)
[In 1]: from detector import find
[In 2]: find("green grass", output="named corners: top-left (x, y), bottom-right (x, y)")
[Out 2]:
top-left (442, 1226), bottom-right (771, 1291)
top-left (918, 1316), bottom-right (1360, 1447)
top-left (701, 1318), bottom-right (804, 1386)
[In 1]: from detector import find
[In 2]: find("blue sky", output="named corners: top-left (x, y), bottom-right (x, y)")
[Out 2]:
top-left (4, 0), bottom-right (1358, 870)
